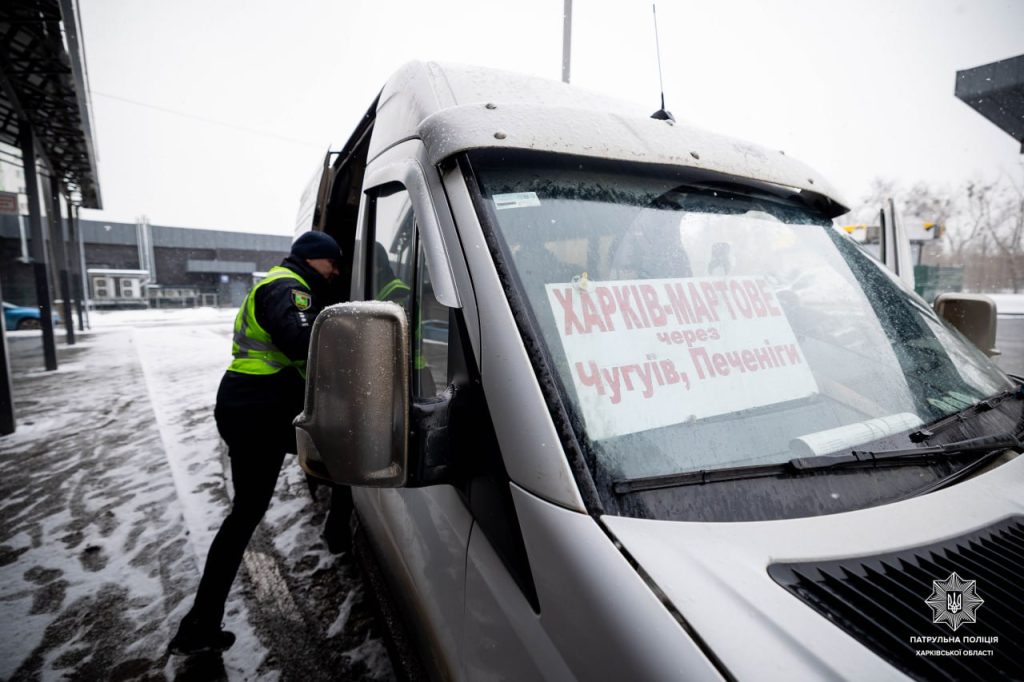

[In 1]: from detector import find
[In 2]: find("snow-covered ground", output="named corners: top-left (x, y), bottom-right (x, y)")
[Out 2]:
top-left (0, 311), bottom-right (392, 680)
top-left (987, 293), bottom-right (1024, 317)
top-left (90, 306), bottom-right (237, 328)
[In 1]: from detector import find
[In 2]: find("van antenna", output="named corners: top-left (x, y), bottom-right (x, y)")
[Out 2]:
top-left (650, 3), bottom-right (675, 122)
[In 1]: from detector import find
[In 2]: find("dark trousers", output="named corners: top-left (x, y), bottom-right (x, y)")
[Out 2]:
top-left (186, 401), bottom-right (294, 627)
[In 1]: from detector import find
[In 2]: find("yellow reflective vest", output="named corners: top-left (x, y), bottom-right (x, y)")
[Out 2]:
top-left (375, 277), bottom-right (427, 370)
top-left (228, 266), bottom-right (310, 377)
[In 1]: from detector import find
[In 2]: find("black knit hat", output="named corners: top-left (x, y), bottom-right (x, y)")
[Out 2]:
top-left (291, 231), bottom-right (342, 260)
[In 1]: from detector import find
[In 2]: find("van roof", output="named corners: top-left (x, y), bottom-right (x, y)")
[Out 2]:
top-left (370, 61), bottom-right (848, 213)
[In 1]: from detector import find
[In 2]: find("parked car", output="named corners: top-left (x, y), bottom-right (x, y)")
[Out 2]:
top-left (2, 301), bottom-right (60, 330)
top-left (293, 62), bottom-right (1023, 680)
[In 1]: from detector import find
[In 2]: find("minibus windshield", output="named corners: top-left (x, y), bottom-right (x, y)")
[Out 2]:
top-left (468, 154), bottom-right (1013, 485)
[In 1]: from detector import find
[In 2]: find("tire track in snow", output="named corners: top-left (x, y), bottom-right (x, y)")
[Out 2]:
top-left (131, 327), bottom-right (218, 566)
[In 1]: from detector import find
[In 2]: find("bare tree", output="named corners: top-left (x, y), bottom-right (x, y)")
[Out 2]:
top-left (844, 178), bottom-right (898, 226)
top-left (981, 175), bottom-right (1024, 292)
top-left (847, 179), bottom-right (957, 237)
top-left (954, 180), bottom-right (1003, 260)
top-left (902, 182), bottom-right (957, 228)
top-left (846, 170), bottom-right (1024, 292)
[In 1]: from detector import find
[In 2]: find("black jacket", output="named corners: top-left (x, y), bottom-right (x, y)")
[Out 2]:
top-left (217, 255), bottom-right (335, 412)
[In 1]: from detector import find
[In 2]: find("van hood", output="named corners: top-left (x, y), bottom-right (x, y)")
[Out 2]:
top-left (602, 455), bottom-right (1024, 681)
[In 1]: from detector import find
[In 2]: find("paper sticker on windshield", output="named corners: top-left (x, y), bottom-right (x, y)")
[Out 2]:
top-left (545, 276), bottom-right (818, 440)
top-left (493, 192), bottom-right (541, 210)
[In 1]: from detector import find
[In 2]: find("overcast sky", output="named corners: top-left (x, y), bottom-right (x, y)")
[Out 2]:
top-left (76, 0), bottom-right (1024, 235)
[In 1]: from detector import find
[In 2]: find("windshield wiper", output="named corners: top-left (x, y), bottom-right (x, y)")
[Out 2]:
top-left (909, 384), bottom-right (1023, 442)
top-left (613, 430), bottom-right (1022, 495)
top-left (788, 431), bottom-right (1022, 471)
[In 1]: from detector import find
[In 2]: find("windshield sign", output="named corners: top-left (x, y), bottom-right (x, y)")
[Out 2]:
top-left (546, 263), bottom-right (819, 440)
top-left (472, 158), bottom-right (1012, 483)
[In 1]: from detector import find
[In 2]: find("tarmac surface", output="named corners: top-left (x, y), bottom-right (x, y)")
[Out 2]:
top-left (0, 314), bottom-right (393, 681)
top-left (994, 317), bottom-right (1023, 376)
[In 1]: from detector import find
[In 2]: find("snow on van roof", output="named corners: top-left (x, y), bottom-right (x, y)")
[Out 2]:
top-left (371, 61), bottom-right (848, 214)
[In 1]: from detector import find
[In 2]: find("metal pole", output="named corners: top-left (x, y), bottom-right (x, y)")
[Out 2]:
top-left (562, 0), bottom-right (572, 83)
top-left (0, 277), bottom-right (15, 435)
top-left (20, 125), bottom-right (57, 371)
top-left (76, 204), bottom-right (91, 329)
top-left (136, 215), bottom-right (145, 272)
top-left (17, 213), bottom-right (29, 262)
top-left (145, 215), bottom-right (156, 284)
top-left (67, 201), bottom-right (86, 331)
top-left (48, 175), bottom-right (75, 345)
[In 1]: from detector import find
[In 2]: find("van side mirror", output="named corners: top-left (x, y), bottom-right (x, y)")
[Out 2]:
top-left (294, 301), bottom-right (411, 486)
top-left (933, 293), bottom-right (1001, 358)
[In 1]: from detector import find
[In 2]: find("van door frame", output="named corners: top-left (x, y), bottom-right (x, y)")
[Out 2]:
top-left (349, 138), bottom-right (473, 678)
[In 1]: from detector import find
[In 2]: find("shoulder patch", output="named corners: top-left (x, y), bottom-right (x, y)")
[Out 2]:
top-left (291, 289), bottom-right (311, 311)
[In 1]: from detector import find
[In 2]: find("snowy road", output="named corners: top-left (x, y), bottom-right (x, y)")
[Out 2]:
top-left (995, 317), bottom-right (1024, 376)
top-left (1, 302), bottom-right (1021, 679)
top-left (0, 311), bottom-right (392, 680)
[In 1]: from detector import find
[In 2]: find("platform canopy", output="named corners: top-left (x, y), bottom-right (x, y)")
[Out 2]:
top-left (955, 54), bottom-right (1024, 153)
top-left (0, 0), bottom-right (101, 207)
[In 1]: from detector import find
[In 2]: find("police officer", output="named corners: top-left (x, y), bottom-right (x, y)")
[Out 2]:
top-left (169, 231), bottom-right (343, 656)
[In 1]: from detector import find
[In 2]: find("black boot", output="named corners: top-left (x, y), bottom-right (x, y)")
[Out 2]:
top-left (168, 614), bottom-right (236, 656)
top-left (322, 485), bottom-right (353, 554)
top-left (323, 508), bottom-right (351, 554)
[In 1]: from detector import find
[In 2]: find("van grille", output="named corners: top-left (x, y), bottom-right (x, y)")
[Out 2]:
top-left (768, 517), bottom-right (1024, 681)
